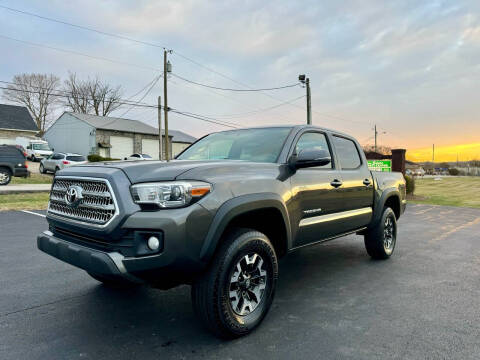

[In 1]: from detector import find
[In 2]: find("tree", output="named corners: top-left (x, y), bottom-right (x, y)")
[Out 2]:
top-left (362, 144), bottom-right (391, 155)
top-left (63, 72), bottom-right (123, 116)
top-left (2, 73), bottom-right (60, 135)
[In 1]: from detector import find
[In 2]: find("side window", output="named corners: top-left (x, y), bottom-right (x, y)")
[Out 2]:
top-left (132, 154), bottom-right (140, 158)
top-left (333, 136), bottom-right (361, 169)
top-left (295, 132), bottom-right (332, 169)
top-left (52, 153), bottom-right (64, 160)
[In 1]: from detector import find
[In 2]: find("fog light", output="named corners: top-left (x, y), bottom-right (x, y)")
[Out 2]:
top-left (147, 236), bottom-right (160, 250)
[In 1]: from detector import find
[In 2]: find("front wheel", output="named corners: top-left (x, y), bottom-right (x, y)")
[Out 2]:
top-left (191, 228), bottom-right (278, 338)
top-left (39, 163), bottom-right (46, 174)
top-left (364, 207), bottom-right (397, 259)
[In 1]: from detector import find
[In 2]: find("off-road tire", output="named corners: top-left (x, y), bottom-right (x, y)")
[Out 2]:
top-left (191, 228), bottom-right (278, 339)
top-left (0, 167), bottom-right (12, 185)
top-left (364, 207), bottom-right (397, 259)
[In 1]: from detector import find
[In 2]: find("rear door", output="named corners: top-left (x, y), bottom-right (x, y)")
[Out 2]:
top-left (289, 130), bottom-right (345, 247)
top-left (331, 135), bottom-right (374, 231)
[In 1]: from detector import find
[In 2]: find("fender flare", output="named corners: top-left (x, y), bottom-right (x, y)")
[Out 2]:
top-left (370, 187), bottom-right (401, 228)
top-left (199, 192), bottom-right (292, 262)
top-left (0, 163), bottom-right (14, 173)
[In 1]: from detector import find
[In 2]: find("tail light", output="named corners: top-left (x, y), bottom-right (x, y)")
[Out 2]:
top-left (62, 160), bottom-right (71, 165)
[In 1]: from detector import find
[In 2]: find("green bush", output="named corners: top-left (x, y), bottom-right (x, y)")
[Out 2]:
top-left (448, 168), bottom-right (460, 176)
top-left (87, 154), bottom-right (119, 162)
top-left (405, 175), bottom-right (415, 194)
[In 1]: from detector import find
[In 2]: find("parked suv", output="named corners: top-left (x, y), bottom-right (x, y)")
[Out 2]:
top-left (40, 153), bottom-right (87, 174)
top-left (0, 144), bottom-right (28, 185)
top-left (37, 126), bottom-right (406, 338)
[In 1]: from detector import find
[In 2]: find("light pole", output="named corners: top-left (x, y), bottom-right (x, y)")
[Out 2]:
top-left (163, 49), bottom-right (172, 161)
top-left (299, 74), bottom-right (311, 125)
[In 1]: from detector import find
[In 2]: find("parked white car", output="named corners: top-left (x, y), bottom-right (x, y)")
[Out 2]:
top-left (124, 153), bottom-right (153, 160)
top-left (40, 153), bottom-right (87, 174)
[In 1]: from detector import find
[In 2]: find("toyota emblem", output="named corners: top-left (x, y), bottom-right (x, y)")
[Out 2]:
top-left (65, 185), bottom-right (83, 207)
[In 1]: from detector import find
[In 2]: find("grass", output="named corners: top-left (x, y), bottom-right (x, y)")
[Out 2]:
top-left (10, 173), bottom-right (53, 185)
top-left (409, 176), bottom-right (480, 209)
top-left (0, 192), bottom-right (50, 211)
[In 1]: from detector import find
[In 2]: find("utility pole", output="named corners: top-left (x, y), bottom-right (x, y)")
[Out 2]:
top-left (163, 49), bottom-right (172, 161)
top-left (299, 74), bottom-right (311, 124)
top-left (374, 124), bottom-right (378, 153)
top-left (432, 144), bottom-right (435, 162)
top-left (157, 96), bottom-right (162, 160)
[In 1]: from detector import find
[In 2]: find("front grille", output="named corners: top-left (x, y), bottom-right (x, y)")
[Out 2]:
top-left (48, 177), bottom-right (118, 226)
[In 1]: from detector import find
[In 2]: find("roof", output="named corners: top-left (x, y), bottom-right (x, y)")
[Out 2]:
top-left (0, 104), bottom-right (38, 132)
top-left (66, 112), bottom-right (196, 143)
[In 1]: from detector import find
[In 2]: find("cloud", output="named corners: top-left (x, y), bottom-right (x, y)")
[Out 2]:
top-left (1, 0), bottom-right (479, 147)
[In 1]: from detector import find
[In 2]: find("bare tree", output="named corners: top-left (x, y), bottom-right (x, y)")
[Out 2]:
top-left (2, 73), bottom-right (60, 135)
top-left (63, 72), bottom-right (123, 116)
top-left (63, 72), bottom-right (90, 114)
top-left (362, 144), bottom-right (392, 155)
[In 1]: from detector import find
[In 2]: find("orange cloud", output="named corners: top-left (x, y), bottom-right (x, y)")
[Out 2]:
top-left (407, 143), bottom-right (480, 162)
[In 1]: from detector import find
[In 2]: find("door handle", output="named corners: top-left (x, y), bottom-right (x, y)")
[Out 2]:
top-left (330, 179), bottom-right (343, 188)
top-left (363, 179), bottom-right (371, 186)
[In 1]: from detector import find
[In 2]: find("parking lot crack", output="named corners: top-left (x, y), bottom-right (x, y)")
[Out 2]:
top-left (0, 293), bottom-right (90, 318)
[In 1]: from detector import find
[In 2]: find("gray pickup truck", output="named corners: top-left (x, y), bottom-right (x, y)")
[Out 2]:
top-left (37, 125), bottom-right (406, 338)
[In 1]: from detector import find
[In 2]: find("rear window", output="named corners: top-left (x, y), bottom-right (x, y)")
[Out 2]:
top-left (0, 145), bottom-right (24, 158)
top-left (66, 155), bottom-right (86, 162)
top-left (333, 136), bottom-right (362, 169)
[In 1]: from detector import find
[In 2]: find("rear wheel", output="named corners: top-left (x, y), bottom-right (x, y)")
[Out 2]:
top-left (0, 167), bottom-right (12, 185)
top-left (191, 228), bottom-right (278, 338)
top-left (364, 207), bottom-right (397, 259)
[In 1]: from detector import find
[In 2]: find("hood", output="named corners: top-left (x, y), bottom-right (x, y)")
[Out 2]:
top-left (75, 160), bottom-right (222, 183)
top-left (34, 150), bottom-right (53, 155)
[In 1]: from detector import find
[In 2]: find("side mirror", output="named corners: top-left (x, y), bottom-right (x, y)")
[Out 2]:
top-left (289, 148), bottom-right (331, 169)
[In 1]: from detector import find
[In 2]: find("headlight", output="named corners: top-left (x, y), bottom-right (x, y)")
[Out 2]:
top-left (130, 181), bottom-right (211, 208)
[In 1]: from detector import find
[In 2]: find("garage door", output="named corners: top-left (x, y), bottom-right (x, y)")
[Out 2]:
top-left (110, 136), bottom-right (133, 159)
top-left (0, 138), bottom-right (16, 145)
top-left (141, 139), bottom-right (159, 160)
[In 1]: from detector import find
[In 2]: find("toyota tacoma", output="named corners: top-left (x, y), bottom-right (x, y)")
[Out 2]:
top-left (37, 125), bottom-right (406, 338)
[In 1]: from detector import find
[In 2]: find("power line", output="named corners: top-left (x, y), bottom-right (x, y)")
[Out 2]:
top-left (0, 84), bottom-right (239, 128)
top-left (0, 5), bottom-right (169, 49)
top-left (126, 74), bottom-right (163, 100)
top-left (0, 34), bottom-right (160, 72)
top-left (171, 73), bottom-right (300, 92)
top-left (119, 74), bottom-right (162, 117)
top-left (0, 5), bottom-right (374, 126)
top-left (169, 109), bottom-right (238, 129)
top-left (204, 95), bottom-right (306, 119)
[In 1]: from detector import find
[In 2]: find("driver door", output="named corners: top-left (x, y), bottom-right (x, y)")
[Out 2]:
top-left (289, 131), bottom-right (344, 247)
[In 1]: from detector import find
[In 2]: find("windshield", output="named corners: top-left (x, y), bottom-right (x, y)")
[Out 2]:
top-left (177, 127), bottom-right (291, 163)
top-left (66, 155), bottom-right (86, 162)
top-left (32, 143), bottom-right (51, 151)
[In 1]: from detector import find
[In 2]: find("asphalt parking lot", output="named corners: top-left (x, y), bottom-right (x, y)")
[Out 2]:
top-left (1, 204), bottom-right (480, 359)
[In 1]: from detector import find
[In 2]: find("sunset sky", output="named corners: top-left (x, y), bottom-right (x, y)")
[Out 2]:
top-left (0, 1), bottom-right (479, 162)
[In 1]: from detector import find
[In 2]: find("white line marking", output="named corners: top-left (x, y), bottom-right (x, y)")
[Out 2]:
top-left (21, 210), bottom-right (46, 218)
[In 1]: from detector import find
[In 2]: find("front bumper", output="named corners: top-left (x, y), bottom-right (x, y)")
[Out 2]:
top-left (37, 231), bottom-right (143, 283)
